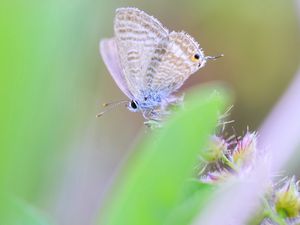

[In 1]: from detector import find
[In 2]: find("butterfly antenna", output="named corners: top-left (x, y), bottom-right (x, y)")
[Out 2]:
top-left (205, 54), bottom-right (224, 61)
top-left (96, 100), bottom-right (129, 118)
top-left (101, 100), bottom-right (129, 107)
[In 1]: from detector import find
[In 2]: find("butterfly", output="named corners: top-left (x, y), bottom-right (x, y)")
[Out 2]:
top-left (98, 7), bottom-right (222, 124)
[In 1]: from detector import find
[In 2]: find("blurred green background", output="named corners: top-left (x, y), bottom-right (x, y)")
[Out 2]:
top-left (0, 0), bottom-right (299, 224)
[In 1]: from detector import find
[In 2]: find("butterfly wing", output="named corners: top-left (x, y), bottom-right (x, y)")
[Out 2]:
top-left (146, 31), bottom-right (205, 98)
top-left (114, 7), bottom-right (169, 100)
top-left (99, 38), bottom-right (134, 99)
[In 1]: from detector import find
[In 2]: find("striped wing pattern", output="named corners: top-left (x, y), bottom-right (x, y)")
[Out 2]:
top-left (114, 8), bottom-right (204, 102)
top-left (146, 31), bottom-right (202, 97)
top-left (114, 7), bottom-right (169, 100)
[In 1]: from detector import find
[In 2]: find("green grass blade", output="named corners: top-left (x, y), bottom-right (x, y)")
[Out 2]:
top-left (0, 195), bottom-right (53, 225)
top-left (100, 85), bottom-right (229, 225)
top-left (164, 181), bottom-right (215, 225)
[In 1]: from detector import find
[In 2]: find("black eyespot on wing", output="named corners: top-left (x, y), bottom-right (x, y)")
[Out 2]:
top-left (194, 54), bottom-right (200, 60)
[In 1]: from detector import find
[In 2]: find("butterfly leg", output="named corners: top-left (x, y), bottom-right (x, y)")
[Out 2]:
top-left (143, 109), bottom-right (164, 128)
top-left (144, 120), bottom-right (162, 128)
top-left (158, 94), bottom-right (185, 115)
top-left (167, 94), bottom-right (185, 106)
top-left (143, 109), bottom-right (162, 121)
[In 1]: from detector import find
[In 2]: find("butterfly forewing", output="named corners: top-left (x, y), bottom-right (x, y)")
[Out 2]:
top-left (100, 38), bottom-right (134, 99)
top-left (114, 7), bottom-right (169, 100)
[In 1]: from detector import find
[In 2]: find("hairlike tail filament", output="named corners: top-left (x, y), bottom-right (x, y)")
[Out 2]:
top-left (205, 54), bottom-right (224, 61)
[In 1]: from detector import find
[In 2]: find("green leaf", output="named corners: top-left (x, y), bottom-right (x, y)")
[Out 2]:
top-left (164, 180), bottom-right (215, 225)
top-left (100, 85), bottom-right (230, 225)
top-left (0, 195), bottom-right (52, 225)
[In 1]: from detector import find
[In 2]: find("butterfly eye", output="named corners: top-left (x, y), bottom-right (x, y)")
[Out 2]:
top-left (130, 100), bottom-right (138, 109)
top-left (191, 53), bottom-right (200, 62)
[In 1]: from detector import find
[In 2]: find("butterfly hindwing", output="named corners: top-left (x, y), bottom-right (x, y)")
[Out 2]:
top-left (146, 31), bottom-right (203, 97)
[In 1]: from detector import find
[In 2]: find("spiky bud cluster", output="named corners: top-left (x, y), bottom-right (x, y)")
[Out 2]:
top-left (199, 132), bottom-right (257, 183)
top-left (198, 131), bottom-right (300, 224)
